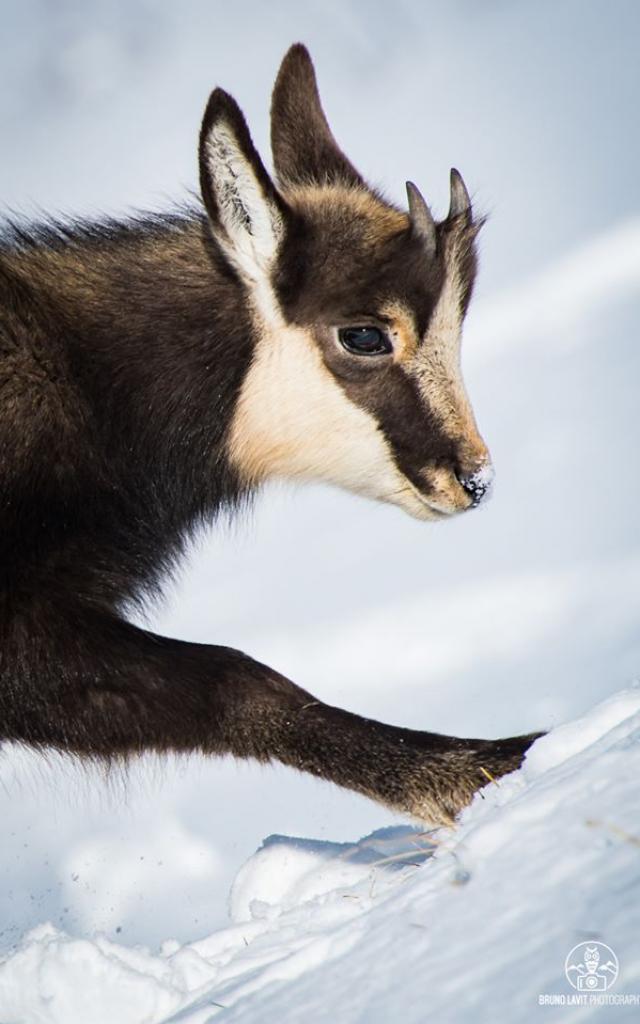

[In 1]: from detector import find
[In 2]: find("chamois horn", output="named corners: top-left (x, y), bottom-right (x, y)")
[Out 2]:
top-left (406, 180), bottom-right (437, 257)
top-left (448, 167), bottom-right (471, 219)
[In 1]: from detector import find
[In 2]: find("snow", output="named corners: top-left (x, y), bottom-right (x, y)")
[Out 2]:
top-left (2, 689), bottom-right (639, 1023)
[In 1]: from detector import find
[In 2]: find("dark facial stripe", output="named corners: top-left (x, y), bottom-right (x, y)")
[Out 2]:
top-left (332, 361), bottom-right (457, 498)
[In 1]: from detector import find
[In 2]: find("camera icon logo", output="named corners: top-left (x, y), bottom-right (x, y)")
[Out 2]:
top-left (565, 942), bottom-right (619, 992)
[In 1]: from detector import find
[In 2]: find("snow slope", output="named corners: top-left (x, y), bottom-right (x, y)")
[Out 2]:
top-left (1, 689), bottom-right (639, 1024)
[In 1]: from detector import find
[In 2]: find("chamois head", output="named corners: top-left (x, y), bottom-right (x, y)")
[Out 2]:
top-left (199, 44), bottom-right (492, 521)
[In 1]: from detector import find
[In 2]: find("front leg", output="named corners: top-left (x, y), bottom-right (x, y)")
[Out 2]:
top-left (403, 731), bottom-right (544, 824)
top-left (1, 595), bottom-right (541, 825)
top-left (275, 703), bottom-right (542, 825)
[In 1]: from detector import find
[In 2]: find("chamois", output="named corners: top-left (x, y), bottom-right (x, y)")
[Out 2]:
top-left (0, 45), bottom-right (541, 825)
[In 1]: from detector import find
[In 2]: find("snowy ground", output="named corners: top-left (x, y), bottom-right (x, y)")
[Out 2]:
top-left (1, 689), bottom-right (639, 1023)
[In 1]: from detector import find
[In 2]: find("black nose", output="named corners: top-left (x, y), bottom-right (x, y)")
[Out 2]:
top-left (456, 465), bottom-right (494, 507)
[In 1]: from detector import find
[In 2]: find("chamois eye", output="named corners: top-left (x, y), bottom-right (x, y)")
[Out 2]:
top-left (338, 326), bottom-right (392, 356)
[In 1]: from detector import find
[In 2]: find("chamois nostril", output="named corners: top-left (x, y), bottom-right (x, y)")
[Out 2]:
top-left (456, 464), bottom-right (494, 507)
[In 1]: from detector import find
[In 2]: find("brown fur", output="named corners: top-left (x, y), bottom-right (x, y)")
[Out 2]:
top-left (0, 45), bottom-right (542, 828)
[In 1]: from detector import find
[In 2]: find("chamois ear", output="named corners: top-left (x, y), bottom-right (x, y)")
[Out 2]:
top-left (199, 88), bottom-right (288, 280)
top-left (270, 43), bottom-right (365, 189)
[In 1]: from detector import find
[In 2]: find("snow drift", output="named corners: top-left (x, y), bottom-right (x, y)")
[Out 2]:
top-left (1, 688), bottom-right (639, 1023)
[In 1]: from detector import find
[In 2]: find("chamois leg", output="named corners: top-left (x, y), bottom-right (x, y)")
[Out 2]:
top-left (1, 601), bottom-right (541, 825)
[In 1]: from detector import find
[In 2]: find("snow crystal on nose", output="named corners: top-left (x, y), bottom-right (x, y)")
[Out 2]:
top-left (461, 462), bottom-right (495, 505)
top-left (471, 462), bottom-right (495, 492)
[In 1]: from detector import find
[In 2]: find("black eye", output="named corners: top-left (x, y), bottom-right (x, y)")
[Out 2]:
top-left (338, 326), bottom-right (392, 356)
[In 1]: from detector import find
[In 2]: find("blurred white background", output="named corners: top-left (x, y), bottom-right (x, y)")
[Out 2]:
top-left (1, 0), bottom-right (639, 951)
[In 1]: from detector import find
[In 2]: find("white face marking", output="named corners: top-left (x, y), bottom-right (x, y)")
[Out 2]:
top-left (228, 318), bottom-right (438, 519)
top-left (409, 233), bottom-right (490, 473)
top-left (410, 238), bottom-right (467, 423)
top-left (203, 121), bottom-right (283, 282)
top-left (227, 271), bottom-right (440, 519)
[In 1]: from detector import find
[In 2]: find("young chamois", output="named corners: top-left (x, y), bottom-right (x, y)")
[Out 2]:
top-left (0, 45), bottom-right (540, 826)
